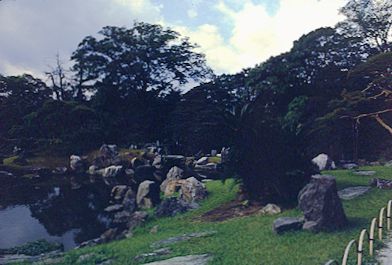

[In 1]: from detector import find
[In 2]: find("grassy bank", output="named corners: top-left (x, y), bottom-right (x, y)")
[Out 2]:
top-left (17, 166), bottom-right (392, 265)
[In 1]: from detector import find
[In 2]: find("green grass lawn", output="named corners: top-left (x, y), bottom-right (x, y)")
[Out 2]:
top-left (28, 166), bottom-right (392, 264)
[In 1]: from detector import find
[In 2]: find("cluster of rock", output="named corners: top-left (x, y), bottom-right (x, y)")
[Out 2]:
top-left (273, 175), bottom-right (348, 234)
top-left (70, 144), bottom-right (213, 245)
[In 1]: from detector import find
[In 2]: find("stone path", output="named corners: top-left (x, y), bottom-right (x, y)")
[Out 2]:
top-left (377, 235), bottom-right (392, 264)
top-left (141, 254), bottom-right (212, 265)
top-left (338, 186), bottom-right (371, 200)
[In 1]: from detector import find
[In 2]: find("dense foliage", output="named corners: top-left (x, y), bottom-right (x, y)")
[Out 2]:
top-left (1, 1), bottom-right (392, 200)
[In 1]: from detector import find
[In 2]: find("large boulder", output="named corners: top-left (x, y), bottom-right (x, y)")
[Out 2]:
top-left (162, 179), bottom-right (185, 197)
top-left (137, 180), bottom-right (161, 208)
top-left (179, 177), bottom-right (208, 203)
top-left (311, 154), bottom-right (336, 171)
top-left (160, 166), bottom-right (185, 194)
top-left (298, 175), bottom-right (348, 232)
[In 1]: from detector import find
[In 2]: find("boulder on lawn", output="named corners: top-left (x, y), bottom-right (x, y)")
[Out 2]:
top-left (179, 177), bottom-right (207, 203)
top-left (137, 180), bottom-right (161, 208)
top-left (161, 179), bottom-right (185, 197)
top-left (160, 166), bottom-right (185, 194)
top-left (273, 217), bottom-right (304, 234)
top-left (155, 198), bottom-right (195, 217)
top-left (298, 175), bottom-right (348, 232)
top-left (311, 154), bottom-right (336, 171)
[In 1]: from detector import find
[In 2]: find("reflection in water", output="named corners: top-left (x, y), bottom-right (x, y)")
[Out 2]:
top-left (0, 178), bottom-right (111, 251)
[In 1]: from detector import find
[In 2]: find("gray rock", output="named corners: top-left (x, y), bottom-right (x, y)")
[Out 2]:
top-left (298, 175), bottom-right (348, 232)
top-left (135, 248), bottom-right (172, 262)
top-left (272, 217), bottom-right (304, 234)
top-left (52, 167), bottom-right (67, 175)
top-left (179, 177), bottom-right (207, 203)
top-left (122, 188), bottom-right (137, 213)
top-left (196, 157), bottom-right (209, 166)
top-left (341, 163), bottom-right (358, 170)
top-left (141, 254), bottom-right (212, 265)
top-left (137, 180), bottom-right (161, 208)
top-left (370, 178), bottom-right (392, 189)
top-left (166, 166), bottom-right (184, 180)
top-left (69, 155), bottom-right (86, 173)
top-left (151, 231), bottom-right (217, 248)
top-left (111, 185), bottom-right (129, 202)
top-left (126, 211), bottom-right (148, 230)
top-left (104, 204), bottom-right (124, 213)
top-left (353, 170), bottom-right (376, 176)
top-left (338, 186), bottom-right (371, 200)
top-left (160, 166), bottom-right (184, 193)
top-left (260, 204), bottom-right (281, 215)
top-left (99, 165), bottom-right (123, 178)
top-left (99, 144), bottom-right (119, 160)
top-left (311, 154), bottom-right (336, 170)
top-left (385, 160), bottom-right (392, 167)
top-left (155, 198), bottom-right (196, 217)
top-left (152, 155), bottom-right (163, 170)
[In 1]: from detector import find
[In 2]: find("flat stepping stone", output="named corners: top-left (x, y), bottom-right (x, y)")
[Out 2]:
top-left (135, 248), bottom-right (172, 262)
top-left (272, 217), bottom-right (304, 234)
top-left (353, 170), bottom-right (376, 176)
top-left (338, 186), bottom-right (371, 200)
top-left (151, 231), bottom-right (217, 248)
top-left (141, 254), bottom-right (212, 265)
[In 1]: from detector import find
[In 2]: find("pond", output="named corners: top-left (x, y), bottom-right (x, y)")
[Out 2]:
top-left (0, 175), bottom-right (112, 251)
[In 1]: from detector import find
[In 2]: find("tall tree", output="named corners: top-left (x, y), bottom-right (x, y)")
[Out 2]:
top-left (45, 53), bottom-right (72, 100)
top-left (71, 22), bottom-right (213, 98)
top-left (339, 0), bottom-right (392, 52)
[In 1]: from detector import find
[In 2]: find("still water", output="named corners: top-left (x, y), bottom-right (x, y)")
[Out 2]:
top-left (0, 177), bottom-right (111, 251)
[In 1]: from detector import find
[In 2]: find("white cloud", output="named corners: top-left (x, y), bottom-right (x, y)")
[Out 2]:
top-left (0, 0), bottom-right (163, 77)
top-left (180, 0), bottom-right (346, 74)
top-left (187, 9), bottom-right (198, 18)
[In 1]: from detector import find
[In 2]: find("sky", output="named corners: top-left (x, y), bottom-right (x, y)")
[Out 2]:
top-left (0, 0), bottom-right (347, 79)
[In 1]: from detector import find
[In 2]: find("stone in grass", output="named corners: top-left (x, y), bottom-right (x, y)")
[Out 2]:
top-left (272, 217), bottom-right (304, 234)
top-left (338, 186), bottom-right (371, 200)
top-left (134, 248), bottom-right (172, 262)
top-left (141, 254), bottom-right (212, 265)
top-left (259, 204), bottom-right (281, 215)
top-left (353, 171), bottom-right (376, 176)
top-left (151, 231), bottom-right (217, 249)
